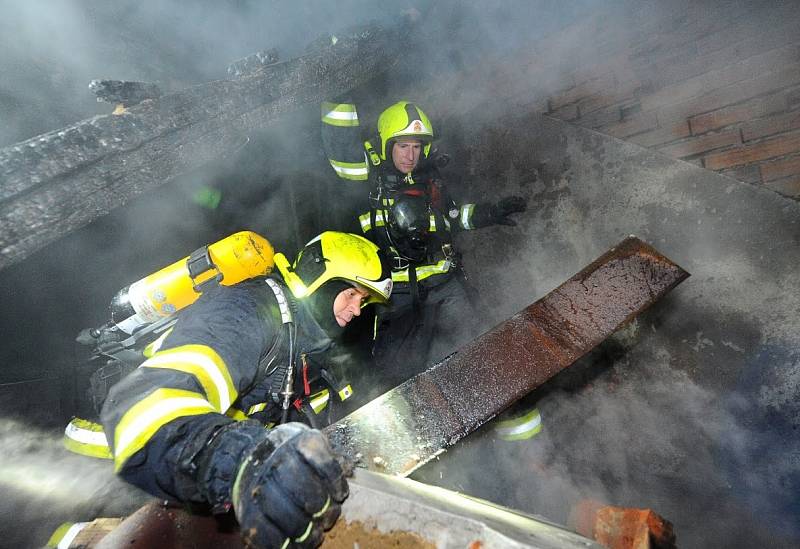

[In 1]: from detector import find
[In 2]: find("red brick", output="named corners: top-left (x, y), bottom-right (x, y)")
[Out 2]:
top-left (628, 119), bottom-right (691, 147)
top-left (549, 75), bottom-right (615, 111)
top-left (696, 2), bottom-right (800, 56)
top-left (657, 65), bottom-right (800, 123)
top-left (764, 175), bottom-right (800, 198)
top-left (601, 111), bottom-right (659, 139)
top-left (577, 103), bottom-right (624, 129)
top-left (572, 52), bottom-right (639, 88)
top-left (720, 164), bottom-right (761, 184)
top-left (641, 44), bottom-right (800, 112)
top-left (760, 154), bottom-right (800, 182)
top-left (689, 93), bottom-right (787, 135)
top-left (657, 128), bottom-right (741, 158)
top-left (742, 110), bottom-right (800, 142)
top-left (704, 132), bottom-right (800, 170)
top-left (549, 103), bottom-right (579, 121)
top-left (578, 80), bottom-right (643, 115)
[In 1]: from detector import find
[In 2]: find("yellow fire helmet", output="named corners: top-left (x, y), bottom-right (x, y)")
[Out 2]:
top-left (377, 101), bottom-right (434, 161)
top-left (274, 232), bottom-right (392, 304)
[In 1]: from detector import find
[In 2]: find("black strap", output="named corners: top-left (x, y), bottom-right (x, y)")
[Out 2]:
top-left (186, 245), bottom-right (223, 292)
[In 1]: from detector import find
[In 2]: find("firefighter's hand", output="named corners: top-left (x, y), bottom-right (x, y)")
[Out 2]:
top-left (232, 423), bottom-right (348, 548)
top-left (491, 195), bottom-right (527, 226)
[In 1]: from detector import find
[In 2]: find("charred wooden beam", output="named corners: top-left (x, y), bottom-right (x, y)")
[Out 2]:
top-left (325, 236), bottom-right (690, 477)
top-left (0, 24), bottom-right (398, 270)
top-left (89, 80), bottom-right (163, 107)
top-left (226, 49), bottom-right (280, 78)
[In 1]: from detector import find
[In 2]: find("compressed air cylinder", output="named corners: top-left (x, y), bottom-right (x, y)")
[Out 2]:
top-left (110, 231), bottom-right (275, 334)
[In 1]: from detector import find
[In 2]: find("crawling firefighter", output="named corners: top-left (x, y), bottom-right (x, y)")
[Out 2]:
top-left (94, 231), bottom-right (391, 548)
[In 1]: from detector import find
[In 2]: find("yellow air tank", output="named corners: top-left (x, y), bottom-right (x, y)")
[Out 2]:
top-left (110, 231), bottom-right (275, 334)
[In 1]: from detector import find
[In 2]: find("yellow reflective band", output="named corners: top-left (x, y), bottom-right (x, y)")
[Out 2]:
top-left (64, 418), bottom-right (112, 459)
top-left (247, 402), bottom-right (268, 415)
top-left (226, 408), bottom-right (247, 420)
top-left (280, 538), bottom-right (291, 549)
top-left (328, 159), bottom-right (368, 180)
top-left (429, 214), bottom-right (437, 232)
top-left (338, 385), bottom-right (353, 401)
top-left (47, 521), bottom-right (89, 549)
top-left (141, 344), bottom-right (237, 412)
top-left (494, 407), bottom-right (542, 441)
top-left (460, 203), bottom-right (476, 230)
top-left (309, 389), bottom-right (330, 414)
top-left (321, 102), bottom-right (359, 127)
top-left (381, 198), bottom-right (395, 206)
top-left (143, 328), bottom-right (173, 358)
top-left (295, 521), bottom-right (314, 543)
top-left (358, 211), bottom-right (385, 233)
top-left (391, 260), bottom-right (452, 283)
top-left (114, 388), bottom-right (215, 471)
top-left (313, 496), bottom-right (331, 518)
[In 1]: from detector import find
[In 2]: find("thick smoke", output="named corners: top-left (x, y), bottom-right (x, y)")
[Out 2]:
top-left (1, 1), bottom-right (799, 548)
top-left (0, 419), bottom-right (149, 546)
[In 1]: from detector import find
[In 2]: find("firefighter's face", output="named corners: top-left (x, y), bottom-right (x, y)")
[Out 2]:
top-left (333, 285), bottom-right (370, 327)
top-left (391, 138), bottom-right (422, 174)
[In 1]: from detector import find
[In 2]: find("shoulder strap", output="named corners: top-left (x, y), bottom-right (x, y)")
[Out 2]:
top-left (255, 279), bottom-right (297, 405)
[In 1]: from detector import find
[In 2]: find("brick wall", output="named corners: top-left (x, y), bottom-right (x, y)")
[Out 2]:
top-left (504, 0), bottom-right (800, 199)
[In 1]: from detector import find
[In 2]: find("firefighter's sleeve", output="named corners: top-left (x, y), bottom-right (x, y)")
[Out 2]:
top-left (437, 182), bottom-right (480, 231)
top-left (321, 100), bottom-right (369, 181)
top-left (100, 282), bottom-right (275, 503)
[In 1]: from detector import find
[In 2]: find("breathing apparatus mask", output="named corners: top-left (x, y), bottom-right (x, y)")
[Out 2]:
top-left (385, 193), bottom-right (431, 264)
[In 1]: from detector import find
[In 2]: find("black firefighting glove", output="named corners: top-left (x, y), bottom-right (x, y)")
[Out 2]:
top-left (489, 195), bottom-right (527, 226)
top-left (196, 420), bottom-right (348, 549)
top-left (233, 423), bottom-right (348, 548)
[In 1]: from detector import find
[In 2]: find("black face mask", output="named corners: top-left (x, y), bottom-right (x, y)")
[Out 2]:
top-left (386, 194), bottom-right (430, 263)
top-left (306, 280), bottom-right (351, 339)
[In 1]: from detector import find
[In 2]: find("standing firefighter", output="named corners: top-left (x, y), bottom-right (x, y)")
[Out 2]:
top-left (100, 231), bottom-right (392, 548)
top-left (322, 100), bottom-right (527, 388)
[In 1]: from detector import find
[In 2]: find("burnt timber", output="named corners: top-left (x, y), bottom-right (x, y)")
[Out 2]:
top-left (0, 25), bottom-right (398, 270)
top-left (324, 236), bottom-right (690, 477)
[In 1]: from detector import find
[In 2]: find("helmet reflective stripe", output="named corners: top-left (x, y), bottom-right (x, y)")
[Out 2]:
top-left (460, 203), bottom-right (476, 230)
top-left (247, 402), bottom-right (268, 415)
top-left (494, 407), bottom-right (542, 441)
top-left (328, 159), bottom-right (369, 180)
top-left (321, 102), bottom-right (360, 127)
top-left (113, 388), bottom-right (215, 471)
top-left (140, 344), bottom-right (237, 412)
top-left (48, 522), bottom-right (90, 549)
top-left (64, 418), bottom-right (112, 459)
top-left (391, 259), bottom-right (452, 283)
top-left (356, 274), bottom-right (392, 302)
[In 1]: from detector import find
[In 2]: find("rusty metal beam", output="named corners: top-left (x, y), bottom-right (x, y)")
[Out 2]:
top-left (324, 236), bottom-right (689, 476)
top-left (0, 24), bottom-right (399, 270)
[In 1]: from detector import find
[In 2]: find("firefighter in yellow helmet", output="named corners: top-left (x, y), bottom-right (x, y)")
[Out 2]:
top-left (322, 100), bottom-right (526, 388)
top-left (100, 232), bottom-right (391, 549)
